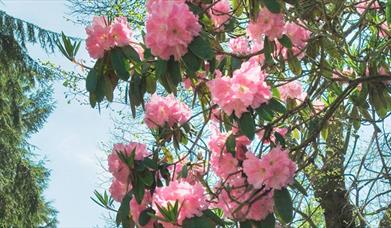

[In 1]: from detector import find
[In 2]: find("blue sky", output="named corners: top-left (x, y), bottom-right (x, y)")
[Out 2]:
top-left (2, 1), bottom-right (114, 227)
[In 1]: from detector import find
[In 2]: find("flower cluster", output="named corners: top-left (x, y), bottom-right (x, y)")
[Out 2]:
top-left (280, 22), bottom-right (311, 59)
top-left (243, 146), bottom-right (297, 190)
top-left (278, 80), bottom-right (307, 102)
top-left (144, 94), bottom-right (191, 129)
top-left (247, 8), bottom-right (285, 41)
top-left (107, 142), bottom-right (149, 201)
top-left (86, 16), bottom-right (134, 59)
top-left (207, 60), bottom-right (272, 117)
top-left (229, 37), bottom-right (251, 55)
top-left (209, 0), bottom-right (231, 30)
top-left (356, 0), bottom-right (380, 14)
top-left (152, 181), bottom-right (209, 227)
top-left (214, 174), bottom-right (275, 221)
top-left (145, 0), bottom-right (201, 60)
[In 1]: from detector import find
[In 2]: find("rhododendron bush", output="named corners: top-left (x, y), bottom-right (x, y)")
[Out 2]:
top-left (57, 0), bottom-right (391, 227)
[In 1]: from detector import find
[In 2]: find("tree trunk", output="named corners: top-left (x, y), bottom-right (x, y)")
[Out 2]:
top-left (305, 121), bottom-right (356, 228)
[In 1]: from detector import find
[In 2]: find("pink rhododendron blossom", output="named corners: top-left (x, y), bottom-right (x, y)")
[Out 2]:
top-left (312, 99), bottom-right (325, 114)
top-left (379, 22), bottom-right (389, 38)
top-left (284, 23), bottom-right (310, 49)
top-left (145, 0), bottom-right (201, 60)
top-left (208, 127), bottom-right (251, 178)
top-left (109, 178), bottom-right (129, 202)
top-left (144, 94), bottom-right (191, 129)
top-left (108, 142), bottom-right (149, 182)
top-left (247, 8), bottom-right (285, 41)
top-left (229, 37), bottom-right (251, 55)
top-left (209, 0), bottom-right (231, 30)
top-left (109, 17), bottom-right (133, 46)
top-left (85, 16), bottom-right (111, 59)
top-left (278, 81), bottom-right (307, 102)
top-left (130, 192), bottom-right (154, 228)
top-left (85, 16), bottom-right (134, 59)
top-left (356, 1), bottom-right (380, 14)
top-left (214, 175), bottom-right (274, 221)
top-left (207, 61), bottom-right (271, 117)
top-left (153, 181), bottom-right (209, 226)
top-left (243, 147), bottom-right (297, 190)
top-left (210, 152), bottom-right (239, 178)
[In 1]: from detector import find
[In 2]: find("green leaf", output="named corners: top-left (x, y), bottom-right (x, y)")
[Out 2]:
top-left (386, 0), bottom-right (391, 25)
top-left (239, 220), bottom-right (252, 228)
top-left (264, 36), bottom-right (274, 64)
top-left (231, 57), bottom-right (242, 71)
top-left (287, 50), bottom-right (302, 75)
top-left (274, 188), bottom-right (293, 224)
top-left (203, 209), bottom-right (225, 226)
top-left (155, 59), bottom-right (167, 78)
top-left (146, 75), bottom-right (157, 94)
top-left (139, 207), bottom-right (155, 226)
top-left (257, 106), bottom-right (274, 122)
top-left (122, 45), bottom-right (141, 62)
top-left (167, 58), bottom-right (182, 87)
top-left (89, 92), bottom-right (97, 108)
top-left (116, 192), bottom-right (134, 227)
top-left (139, 170), bottom-right (154, 187)
top-left (252, 213), bottom-right (276, 228)
top-left (143, 158), bottom-right (158, 170)
top-left (133, 177), bottom-right (145, 204)
top-left (262, 0), bottom-right (281, 13)
top-left (274, 132), bottom-right (286, 146)
top-left (278, 34), bottom-right (292, 49)
top-left (180, 164), bottom-right (188, 178)
top-left (182, 51), bottom-right (201, 75)
top-left (103, 76), bottom-right (114, 102)
top-left (238, 112), bottom-right (256, 140)
top-left (225, 134), bottom-right (236, 156)
top-left (182, 214), bottom-right (215, 228)
top-left (268, 98), bottom-right (286, 114)
top-left (86, 69), bottom-right (97, 92)
top-left (111, 48), bottom-right (130, 80)
top-left (189, 36), bottom-right (215, 60)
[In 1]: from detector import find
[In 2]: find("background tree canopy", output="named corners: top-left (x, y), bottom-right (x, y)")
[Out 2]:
top-left (0, 10), bottom-right (62, 227)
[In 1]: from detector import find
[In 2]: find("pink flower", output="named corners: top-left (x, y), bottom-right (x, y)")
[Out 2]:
top-left (152, 181), bottom-right (209, 226)
top-left (247, 8), bottom-right (285, 41)
top-left (356, 1), bottom-right (380, 14)
top-left (144, 94), bottom-right (191, 129)
top-left (229, 37), bottom-right (251, 55)
top-left (379, 22), bottom-right (389, 38)
top-left (284, 23), bottom-right (310, 49)
top-left (207, 61), bottom-right (271, 117)
top-left (278, 80), bottom-right (306, 102)
top-left (85, 16), bottom-right (134, 59)
top-left (312, 99), bottom-right (325, 114)
top-left (209, 0), bottom-right (231, 30)
top-left (108, 142), bottom-right (150, 183)
top-left (213, 175), bottom-right (274, 221)
top-left (145, 0), bottom-right (201, 60)
top-left (85, 16), bottom-right (111, 59)
top-left (243, 147), bottom-right (297, 190)
top-left (130, 192), bottom-right (154, 227)
top-left (109, 178), bottom-right (130, 202)
top-left (109, 16), bottom-right (133, 47)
